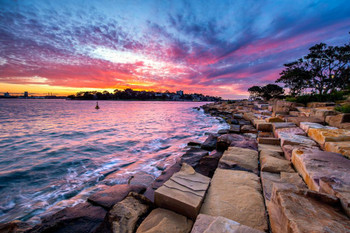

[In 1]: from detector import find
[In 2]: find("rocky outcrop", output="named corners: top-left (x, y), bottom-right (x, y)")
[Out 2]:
top-left (154, 163), bottom-right (210, 220)
top-left (128, 172), bottom-right (155, 187)
top-left (260, 152), bottom-right (294, 173)
top-left (136, 208), bottom-right (193, 233)
top-left (181, 148), bottom-right (209, 167)
top-left (274, 127), bottom-right (306, 138)
top-left (87, 184), bottom-right (146, 209)
top-left (194, 150), bottom-right (223, 178)
top-left (324, 141), bottom-right (350, 159)
top-left (200, 169), bottom-right (268, 232)
top-left (201, 134), bottom-right (218, 151)
top-left (285, 116), bottom-right (323, 126)
top-left (191, 214), bottom-right (264, 233)
top-left (26, 202), bottom-right (107, 233)
top-left (218, 146), bottom-right (258, 174)
top-left (278, 132), bottom-right (317, 147)
top-left (216, 134), bottom-right (257, 151)
top-left (308, 128), bottom-right (350, 147)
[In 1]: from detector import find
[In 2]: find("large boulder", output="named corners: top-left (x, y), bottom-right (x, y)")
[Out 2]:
top-left (218, 146), bottom-right (258, 174)
top-left (260, 153), bottom-right (294, 173)
top-left (191, 214), bottom-right (264, 233)
top-left (216, 134), bottom-right (257, 151)
top-left (181, 148), bottom-right (209, 167)
top-left (27, 202), bottom-right (107, 233)
top-left (257, 137), bottom-right (280, 145)
top-left (299, 122), bottom-right (336, 133)
top-left (292, 147), bottom-right (350, 216)
top-left (194, 150), bottom-right (223, 178)
top-left (200, 134), bottom-right (218, 151)
top-left (274, 127), bottom-right (306, 138)
top-left (278, 132), bottom-right (317, 147)
top-left (258, 144), bottom-right (284, 156)
top-left (88, 184), bottom-right (146, 209)
top-left (128, 172), bottom-right (155, 187)
top-left (286, 116), bottom-right (323, 126)
top-left (154, 163), bottom-right (210, 220)
top-left (200, 169), bottom-right (268, 232)
top-left (136, 208), bottom-right (193, 233)
top-left (326, 113), bottom-right (350, 128)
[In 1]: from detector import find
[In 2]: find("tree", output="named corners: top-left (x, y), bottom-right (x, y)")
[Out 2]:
top-left (248, 84), bottom-right (284, 100)
top-left (276, 59), bottom-right (312, 96)
top-left (248, 86), bottom-right (262, 99)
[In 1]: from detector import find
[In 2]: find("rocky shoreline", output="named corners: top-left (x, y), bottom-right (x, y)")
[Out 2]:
top-left (2, 99), bottom-right (350, 233)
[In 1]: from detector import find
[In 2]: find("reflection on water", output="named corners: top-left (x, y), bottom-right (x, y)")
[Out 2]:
top-left (0, 99), bottom-right (227, 223)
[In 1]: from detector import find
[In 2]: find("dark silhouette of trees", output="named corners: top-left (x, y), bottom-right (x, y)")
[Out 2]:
top-left (248, 84), bottom-right (284, 100)
top-left (276, 35), bottom-right (350, 95)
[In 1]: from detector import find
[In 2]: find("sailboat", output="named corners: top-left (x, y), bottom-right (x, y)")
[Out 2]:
top-left (95, 102), bottom-right (100, 109)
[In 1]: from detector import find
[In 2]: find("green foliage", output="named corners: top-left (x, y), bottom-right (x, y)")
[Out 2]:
top-left (285, 92), bottom-right (346, 105)
top-left (335, 104), bottom-right (350, 113)
top-left (248, 84), bottom-right (284, 100)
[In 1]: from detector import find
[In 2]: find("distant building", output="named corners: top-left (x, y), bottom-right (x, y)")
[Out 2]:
top-left (24, 91), bottom-right (28, 98)
top-left (4, 92), bottom-right (10, 97)
top-left (176, 90), bottom-right (184, 96)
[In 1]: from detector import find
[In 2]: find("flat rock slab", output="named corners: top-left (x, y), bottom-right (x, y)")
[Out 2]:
top-left (200, 169), bottom-right (268, 232)
top-left (299, 122), bottom-right (337, 133)
top-left (325, 141), bottom-right (350, 159)
top-left (218, 146), bottom-right (258, 174)
top-left (268, 188), bottom-right (350, 233)
top-left (191, 214), bottom-right (264, 233)
top-left (266, 117), bottom-right (284, 123)
top-left (260, 153), bottom-right (294, 173)
top-left (274, 127), bottom-right (306, 138)
top-left (308, 128), bottom-right (350, 147)
top-left (217, 134), bottom-right (257, 151)
top-left (88, 184), bottom-right (146, 209)
top-left (286, 116), bottom-right (323, 126)
top-left (261, 172), bottom-right (306, 204)
top-left (154, 163), bottom-right (210, 220)
top-left (27, 202), bottom-right (107, 233)
top-left (258, 144), bottom-right (284, 156)
top-left (292, 147), bottom-right (350, 216)
top-left (272, 122), bottom-right (296, 132)
top-left (278, 132), bottom-right (317, 147)
top-left (257, 137), bottom-right (280, 145)
top-left (129, 172), bottom-right (155, 187)
top-left (229, 124), bottom-right (241, 133)
top-left (136, 208), bottom-right (193, 233)
top-left (241, 125), bottom-right (258, 133)
top-left (181, 148), bottom-right (209, 167)
top-left (281, 144), bottom-right (320, 161)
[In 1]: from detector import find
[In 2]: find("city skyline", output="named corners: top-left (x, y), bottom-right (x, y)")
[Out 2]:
top-left (1, 0), bottom-right (350, 99)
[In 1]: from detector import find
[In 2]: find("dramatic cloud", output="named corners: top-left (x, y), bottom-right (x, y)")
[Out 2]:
top-left (0, 0), bottom-right (349, 98)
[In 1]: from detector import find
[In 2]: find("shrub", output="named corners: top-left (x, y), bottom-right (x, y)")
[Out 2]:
top-left (285, 91), bottom-right (346, 105)
top-left (335, 104), bottom-right (350, 113)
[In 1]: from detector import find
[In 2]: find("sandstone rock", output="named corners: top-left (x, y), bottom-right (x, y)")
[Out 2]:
top-left (218, 147), bottom-right (258, 174)
top-left (308, 128), bottom-right (350, 147)
top-left (88, 184), bottom-right (146, 209)
top-left (256, 121), bottom-right (273, 132)
top-left (241, 125), bottom-right (258, 133)
top-left (181, 148), bottom-right (209, 167)
top-left (307, 102), bottom-right (335, 108)
top-left (292, 147), bottom-right (350, 216)
top-left (239, 119), bottom-right (251, 125)
top-left (0, 220), bottom-right (30, 233)
top-left (257, 137), bottom-right (280, 145)
top-left (136, 208), bottom-right (193, 233)
top-left (200, 169), bottom-right (268, 232)
top-left (268, 188), bottom-right (350, 233)
top-left (154, 163), bottom-right (210, 220)
top-left (217, 129), bottom-right (229, 134)
top-left (281, 144), bottom-right (320, 161)
top-left (278, 132), bottom-right (317, 147)
top-left (266, 117), bottom-right (284, 123)
top-left (200, 134), bottom-right (218, 151)
top-left (243, 112), bottom-right (255, 122)
top-left (194, 150), bottom-right (223, 178)
top-left (273, 100), bottom-right (302, 113)
top-left (300, 122), bottom-right (325, 133)
top-left (326, 113), bottom-right (350, 127)
top-left (191, 214), bottom-right (264, 233)
top-left (217, 134), bottom-right (257, 151)
top-left (229, 124), bottom-right (241, 133)
top-left (261, 172), bottom-right (306, 204)
top-left (286, 116), bottom-right (323, 126)
top-left (324, 141), bottom-right (350, 159)
top-left (27, 202), bottom-right (107, 233)
top-left (310, 108), bottom-right (337, 121)
top-left (272, 122), bottom-right (296, 132)
top-left (258, 144), bottom-right (283, 156)
top-left (258, 131), bottom-right (274, 137)
top-left (97, 192), bottom-right (152, 233)
top-left (233, 113), bottom-right (243, 119)
top-left (260, 153), bottom-right (294, 173)
top-left (274, 127), bottom-right (306, 138)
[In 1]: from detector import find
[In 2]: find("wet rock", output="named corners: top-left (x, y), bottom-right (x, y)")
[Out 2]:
top-left (128, 172), bottom-right (155, 187)
top-left (218, 146), bottom-right (258, 174)
top-left (229, 124), bottom-right (240, 133)
top-left (274, 127), bottom-right (306, 138)
top-left (200, 169), bottom-right (268, 232)
top-left (233, 113), bottom-right (243, 119)
top-left (217, 134), bottom-right (258, 151)
top-left (239, 119), bottom-right (251, 125)
top-left (181, 148), bottom-right (209, 167)
top-left (144, 162), bottom-right (181, 202)
top-left (154, 163), bottom-right (210, 220)
top-left (200, 134), bottom-right (218, 151)
top-left (324, 141), bottom-right (350, 159)
top-left (191, 214), bottom-right (264, 233)
top-left (136, 208), bottom-right (193, 233)
top-left (187, 141), bottom-right (202, 147)
top-left (268, 188), bottom-right (350, 233)
top-left (217, 129), bottom-right (229, 135)
top-left (27, 202), bottom-right (107, 233)
top-left (0, 220), bottom-right (30, 233)
top-left (88, 184), bottom-right (146, 209)
top-left (95, 192), bottom-right (152, 233)
top-left (308, 128), bottom-right (350, 147)
top-left (194, 150), bottom-right (223, 178)
top-left (241, 125), bottom-right (257, 133)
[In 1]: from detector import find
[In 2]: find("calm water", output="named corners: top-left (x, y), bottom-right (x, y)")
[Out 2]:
top-left (0, 99), bottom-right (227, 223)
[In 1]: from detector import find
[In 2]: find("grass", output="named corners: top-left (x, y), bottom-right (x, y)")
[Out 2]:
top-left (285, 91), bottom-right (346, 105)
top-left (335, 104), bottom-right (350, 113)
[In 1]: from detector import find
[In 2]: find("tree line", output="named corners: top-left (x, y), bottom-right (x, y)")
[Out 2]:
top-left (248, 33), bottom-right (350, 100)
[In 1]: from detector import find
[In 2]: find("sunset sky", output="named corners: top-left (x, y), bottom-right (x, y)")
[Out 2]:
top-left (1, 0), bottom-right (350, 99)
